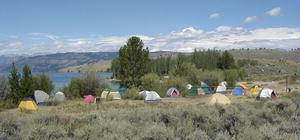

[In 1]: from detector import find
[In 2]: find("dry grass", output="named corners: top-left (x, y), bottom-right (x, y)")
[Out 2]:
top-left (1, 84), bottom-right (299, 139)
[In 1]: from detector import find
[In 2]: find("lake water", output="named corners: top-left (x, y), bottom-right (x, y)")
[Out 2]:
top-left (0, 72), bottom-right (120, 92)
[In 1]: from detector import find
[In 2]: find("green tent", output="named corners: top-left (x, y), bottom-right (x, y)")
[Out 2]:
top-left (188, 86), bottom-right (199, 96)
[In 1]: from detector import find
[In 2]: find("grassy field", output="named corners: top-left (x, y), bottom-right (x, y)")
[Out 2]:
top-left (0, 93), bottom-right (299, 140)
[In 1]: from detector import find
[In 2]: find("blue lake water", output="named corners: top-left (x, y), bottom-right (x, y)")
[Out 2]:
top-left (0, 72), bottom-right (119, 92)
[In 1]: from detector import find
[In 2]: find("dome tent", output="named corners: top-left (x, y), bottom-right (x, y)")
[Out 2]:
top-left (249, 85), bottom-right (262, 96)
top-left (216, 81), bottom-right (227, 94)
top-left (200, 82), bottom-right (212, 94)
top-left (54, 92), bottom-right (65, 102)
top-left (257, 88), bottom-right (277, 99)
top-left (144, 91), bottom-right (161, 103)
top-left (34, 90), bottom-right (49, 106)
top-left (18, 97), bottom-right (38, 111)
top-left (166, 88), bottom-right (180, 97)
top-left (101, 88), bottom-right (121, 100)
top-left (84, 94), bottom-right (95, 103)
top-left (231, 86), bottom-right (245, 96)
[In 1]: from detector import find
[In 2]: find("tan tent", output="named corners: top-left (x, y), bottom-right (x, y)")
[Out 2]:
top-left (101, 89), bottom-right (121, 100)
top-left (209, 93), bottom-right (231, 105)
top-left (197, 88), bottom-right (205, 95)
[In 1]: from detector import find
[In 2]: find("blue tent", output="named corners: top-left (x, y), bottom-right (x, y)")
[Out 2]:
top-left (201, 82), bottom-right (212, 94)
top-left (232, 86), bottom-right (245, 96)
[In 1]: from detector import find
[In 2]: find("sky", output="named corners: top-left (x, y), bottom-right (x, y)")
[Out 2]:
top-left (0, 0), bottom-right (299, 55)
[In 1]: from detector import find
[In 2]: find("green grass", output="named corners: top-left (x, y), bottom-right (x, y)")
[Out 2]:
top-left (0, 97), bottom-right (299, 140)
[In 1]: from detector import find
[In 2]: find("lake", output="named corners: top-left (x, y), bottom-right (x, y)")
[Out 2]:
top-left (0, 72), bottom-right (120, 92)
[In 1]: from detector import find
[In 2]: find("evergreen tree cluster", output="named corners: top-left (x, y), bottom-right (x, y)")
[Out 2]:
top-left (8, 63), bottom-right (54, 104)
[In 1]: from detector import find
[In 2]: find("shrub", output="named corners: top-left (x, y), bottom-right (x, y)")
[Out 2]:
top-left (198, 70), bottom-right (224, 86)
top-left (140, 73), bottom-right (160, 91)
top-left (62, 77), bottom-right (84, 99)
top-left (165, 76), bottom-right (188, 93)
top-left (0, 75), bottom-right (9, 101)
top-left (62, 72), bottom-right (109, 99)
top-left (0, 100), bottom-right (16, 112)
top-left (33, 73), bottom-right (54, 93)
top-left (223, 69), bottom-right (239, 87)
top-left (122, 87), bottom-right (143, 100)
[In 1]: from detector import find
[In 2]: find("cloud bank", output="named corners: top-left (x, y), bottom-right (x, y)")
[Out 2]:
top-left (0, 26), bottom-right (299, 55)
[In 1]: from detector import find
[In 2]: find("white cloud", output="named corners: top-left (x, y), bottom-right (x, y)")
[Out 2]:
top-left (266, 7), bottom-right (281, 16)
top-left (216, 26), bottom-right (232, 32)
top-left (244, 16), bottom-right (257, 23)
top-left (209, 13), bottom-right (220, 19)
top-left (1, 26), bottom-right (299, 55)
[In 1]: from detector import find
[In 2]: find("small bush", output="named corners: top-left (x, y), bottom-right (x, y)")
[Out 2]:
top-left (63, 72), bottom-right (109, 99)
top-left (165, 76), bottom-right (188, 93)
top-left (123, 87), bottom-right (143, 100)
top-left (0, 100), bottom-right (16, 112)
top-left (0, 75), bottom-right (9, 101)
top-left (198, 70), bottom-right (224, 86)
top-left (140, 73), bottom-right (160, 91)
top-left (224, 69), bottom-right (239, 87)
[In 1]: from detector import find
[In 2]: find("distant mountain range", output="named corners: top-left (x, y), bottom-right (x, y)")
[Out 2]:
top-left (0, 51), bottom-right (178, 72)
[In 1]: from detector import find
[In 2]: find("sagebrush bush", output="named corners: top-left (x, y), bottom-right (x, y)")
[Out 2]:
top-left (122, 87), bottom-right (143, 100)
top-left (0, 75), bottom-right (9, 101)
top-left (0, 98), bottom-right (298, 139)
top-left (140, 73), bottom-right (161, 91)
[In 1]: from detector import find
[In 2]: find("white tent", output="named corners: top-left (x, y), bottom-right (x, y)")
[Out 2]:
top-left (216, 81), bottom-right (227, 94)
top-left (144, 91), bottom-right (161, 103)
top-left (257, 88), bottom-right (277, 99)
top-left (186, 84), bottom-right (192, 90)
top-left (166, 88), bottom-right (180, 97)
top-left (139, 90), bottom-right (151, 97)
top-left (54, 92), bottom-right (65, 102)
top-left (34, 90), bottom-right (49, 105)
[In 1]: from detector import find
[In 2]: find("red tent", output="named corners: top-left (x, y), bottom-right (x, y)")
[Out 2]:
top-left (84, 95), bottom-right (95, 103)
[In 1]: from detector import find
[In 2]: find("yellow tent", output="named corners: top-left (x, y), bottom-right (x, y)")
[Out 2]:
top-left (249, 85), bottom-right (262, 95)
top-left (18, 97), bottom-right (38, 111)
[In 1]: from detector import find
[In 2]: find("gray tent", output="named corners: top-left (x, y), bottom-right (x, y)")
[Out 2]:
top-left (144, 91), bottom-right (161, 103)
top-left (166, 88), bottom-right (180, 97)
top-left (34, 90), bottom-right (49, 106)
top-left (54, 91), bottom-right (65, 102)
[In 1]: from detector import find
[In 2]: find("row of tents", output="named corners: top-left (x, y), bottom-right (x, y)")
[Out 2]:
top-left (215, 82), bottom-right (277, 99)
top-left (84, 81), bottom-right (277, 104)
top-left (18, 81), bottom-right (278, 110)
top-left (18, 90), bottom-right (66, 111)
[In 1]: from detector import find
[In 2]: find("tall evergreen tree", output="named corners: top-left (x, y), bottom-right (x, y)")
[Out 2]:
top-left (20, 65), bottom-right (34, 98)
top-left (218, 50), bottom-right (236, 69)
top-left (8, 63), bottom-right (21, 103)
top-left (172, 54), bottom-right (189, 77)
top-left (117, 36), bottom-right (151, 87)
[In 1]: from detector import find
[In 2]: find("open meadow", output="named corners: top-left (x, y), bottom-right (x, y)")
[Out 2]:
top-left (1, 91), bottom-right (299, 140)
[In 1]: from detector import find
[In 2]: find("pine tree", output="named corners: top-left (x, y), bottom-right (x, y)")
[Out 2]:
top-left (20, 65), bottom-right (34, 98)
top-left (172, 54), bottom-right (189, 77)
top-left (218, 50), bottom-right (236, 70)
top-left (117, 36), bottom-right (151, 87)
top-left (8, 63), bottom-right (21, 103)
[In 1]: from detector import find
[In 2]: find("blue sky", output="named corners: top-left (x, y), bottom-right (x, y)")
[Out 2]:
top-left (0, 0), bottom-right (299, 55)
